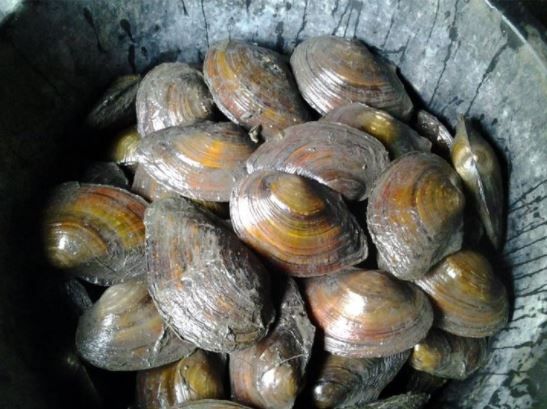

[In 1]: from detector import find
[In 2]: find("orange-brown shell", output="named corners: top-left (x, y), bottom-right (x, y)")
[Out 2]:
top-left (179, 401), bottom-right (253, 409)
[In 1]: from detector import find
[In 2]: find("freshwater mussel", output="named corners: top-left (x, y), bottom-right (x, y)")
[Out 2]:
top-left (290, 36), bottom-right (413, 120)
top-left (246, 121), bottom-right (389, 201)
top-left (414, 110), bottom-right (453, 154)
top-left (179, 401), bottom-right (253, 409)
top-left (230, 170), bottom-right (367, 277)
top-left (107, 125), bottom-right (142, 169)
top-left (360, 393), bottom-right (430, 409)
top-left (80, 161), bottom-right (130, 189)
top-left (203, 40), bottom-right (310, 140)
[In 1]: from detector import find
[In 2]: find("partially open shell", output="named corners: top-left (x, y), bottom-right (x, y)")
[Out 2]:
top-left (311, 351), bottom-right (409, 408)
top-left (145, 197), bottom-right (274, 352)
top-left (230, 170), bottom-right (368, 277)
top-left (229, 278), bottom-right (315, 409)
top-left (80, 162), bottom-right (130, 189)
top-left (415, 250), bottom-right (509, 338)
top-left (44, 183), bottom-right (147, 285)
top-left (415, 110), bottom-right (453, 154)
top-left (137, 349), bottom-right (226, 409)
top-left (107, 125), bottom-right (142, 168)
top-left (179, 401), bottom-right (252, 409)
top-left (290, 36), bottom-right (413, 120)
top-left (322, 103), bottom-right (431, 158)
top-left (137, 122), bottom-right (255, 202)
top-left (360, 393), bottom-right (430, 409)
top-left (303, 269), bottom-right (433, 358)
top-left (246, 121), bottom-right (389, 201)
top-left (451, 117), bottom-right (504, 249)
top-left (409, 329), bottom-right (487, 380)
top-left (367, 152), bottom-right (465, 281)
top-left (136, 63), bottom-right (215, 136)
top-left (203, 40), bottom-right (310, 140)
top-left (76, 280), bottom-right (195, 371)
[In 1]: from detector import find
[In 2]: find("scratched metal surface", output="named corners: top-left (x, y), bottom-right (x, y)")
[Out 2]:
top-left (0, 0), bottom-right (545, 408)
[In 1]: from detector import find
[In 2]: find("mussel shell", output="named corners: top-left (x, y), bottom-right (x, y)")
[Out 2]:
top-left (230, 170), bottom-right (368, 277)
top-left (107, 125), bottom-right (142, 168)
top-left (415, 250), bottom-right (509, 337)
top-left (451, 117), bottom-right (504, 249)
top-left (44, 183), bottom-right (147, 285)
top-left (367, 152), bottom-right (465, 281)
top-left (86, 74), bottom-right (140, 131)
top-left (136, 62), bottom-right (215, 136)
top-left (75, 280), bottom-right (195, 371)
top-left (137, 122), bottom-right (255, 202)
top-left (145, 197), bottom-right (274, 352)
top-left (137, 349), bottom-right (226, 409)
top-left (311, 351), bottom-right (409, 408)
top-left (290, 36), bottom-right (413, 120)
top-left (415, 110), bottom-right (453, 154)
top-left (203, 40), bottom-right (310, 140)
top-left (409, 329), bottom-right (487, 380)
top-left (246, 121), bottom-right (389, 201)
top-left (64, 278), bottom-right (93, 317)
top-left (322, 103), bottom-right (431, 158)
top-left (303, 269), bottom-right (433, 358)
top-left (80, 161), bottom-right (130, 189)
top-left (404, 367), bottom-right (448, 394)
top-left (179, 401), bottom-right (252, 409)
top-left (229, 278), bottom-right (315, 409)
top-left (359, 393), bottom-right (430, 409)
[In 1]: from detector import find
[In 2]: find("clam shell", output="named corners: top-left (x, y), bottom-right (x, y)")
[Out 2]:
top-left (80, 161), bottom-right (130, 189)
top-left (75, 280), bottom-right (195, 371)
top-left (367, 152), bottom-right (465, 281)
top-left (359, 393), bottom-right (430, 409)
top-left (137, 122), bottom-right (255, 202)
top-left (311, 351), bottom-right (409, 408)
top-left (230, 170), bottom-right (368, 277)
top-left (322, 103), bottom-right (431, 158)
top-left (290, 36), bottom-right (413, 119)
top-left (137, 349), bottom-right (226, 409)
top-left (44, 183), bottom-right (147, 285)
top-left (451, 117), bottom-right (504, 249)
top-left (409, 329), bottom-right (487, 380)
top-left (303, 269), bottom-right (433, 358)
top-left (246, 121), bottom-right (389, 201)
top-left (229, 278), bottom-right (315, 409)
top-left (145, 197), bottom-right (274, 352)
top-left (107, 125), bottom-right (142, 168)
top-left (404, 368), bottom-right (448, 394)
top-left (415, 110), bottom-right (453, 154)
top-left (415, 250), bottom-right (509, 337)
top-left (179, 401), bottom-right (253, 409)
top-left (203, 40), bottom-right (310, 140)
top-left (136, 62), bottom-right (215, 136)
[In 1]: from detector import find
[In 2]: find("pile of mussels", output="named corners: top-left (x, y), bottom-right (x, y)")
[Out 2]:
top-left (44, 36), bottom-right (509, 409)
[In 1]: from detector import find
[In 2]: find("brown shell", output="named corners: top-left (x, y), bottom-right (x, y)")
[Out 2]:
top-left (179, 401), bottom-right (253, 409)
top-left (136, 349), bottom-right (226, 409)
top-left (451, 117), bottom-right (504, 249)
top-left (203, 40), bottom-right (310, 140)
top-left (360, 393), bottom-right (430, 409)
top-left (145, 197), bottom-right (274, 353)
top-left (367, 152), bottom-right (465, 281)
top-left (137, 122), bottom-right (255, 202)
top-left (44, 183), bottom-right (147, 285)
top-left (311, 351), bottom-right (409, 408)
top-left (303, 269), bottom-right (433, 358)
top-left (415, 110), bottom-right (453, 154)
top-left (415, 250), bottom-right (509, 337)
top-left (409, 329), bottom-right (487, 380)
top-left (229, 278), bottom-right (315, 409)
top-left (404, 368), bottom-right (448, 394)
top-left (107, 125), bottom-right (142, 168)
top-left (246, 121), bottom-right (390, 201)
top-left (86, 74), bottom-right (140, 131)
top-left (230, 170), bottom-right (368, 277)
top-left (322, 103), bottom-right (431, 158)
top-left (136, 63), bottom-right (215, 136)
top-left (80, 161), bottom-right (130, 189)
top-left (75, 280), bottom-right (195, 371)
top-left (290, 36), bottom-right (413, 120)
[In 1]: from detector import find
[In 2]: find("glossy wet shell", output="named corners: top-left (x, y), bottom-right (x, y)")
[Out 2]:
top-left (290, 36), bottom-right (413, 119)
top-left (136, 62), bottom-right (215, 136)
top-left (136, 349), bottom-right (226, 409)
top-left (75, 280), bottom-right (195, 371)
top-left (303, 269), bottom-right (433, 357)
top-left (230, 170), bottom-right (368, 277)
top-left (107, 125), bottom-right (142, 168)
top-left (229, 278), bottom-right (315, 409)
top-left (137, 122), bottom-right (255, 202)
top-left (451, 117), bottom-right (504, 249)
top-left (410, 329), bottom-right (487, 380)
top-left (44, 183), bottom-right (147, 285)
top-left (415, 250), bottom-right (509, 338)
top-left (80, 162), bottom-right (130, 189)
top-left (145, 197), bottom-right (274, 352)
top-left (367, 152), bottom-right (465, 281)
top-left (414, 110), bottom-right (453, 154)
top-left (246, 121), bottom-right (389, 201)
top-left (179, 400), bottom-right (253, 409)
top-left (311, 351), bottom-right (409, 408)
top-left (360, 393), bottom-right (430, 409)
top-left (203, 40), bottom-right (310, 140)
top-left (322, 103), bottom-right (431, 158)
